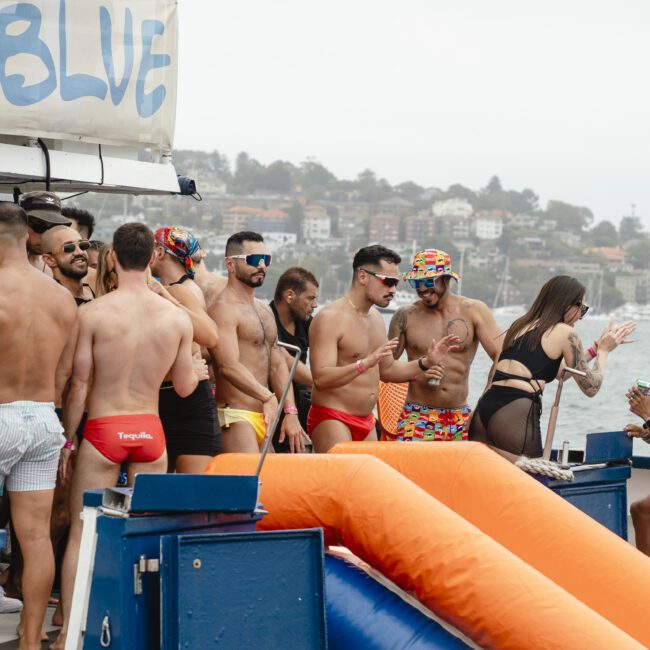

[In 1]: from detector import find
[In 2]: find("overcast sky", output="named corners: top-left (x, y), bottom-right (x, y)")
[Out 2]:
top-left (175, 0), bottom-right (650, 227)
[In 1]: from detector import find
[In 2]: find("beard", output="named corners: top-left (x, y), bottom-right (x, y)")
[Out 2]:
top-left (238, 270), bottom-right (265, 288)
top-left (419, 287), bottom-right (447, 309)
top-left (59, 259), bottom-right (88, 280)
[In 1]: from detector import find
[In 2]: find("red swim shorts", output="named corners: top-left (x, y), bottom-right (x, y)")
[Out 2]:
top-left (83, 414), bottom-right (166, 464)
top-left (307, 404), bottom-right (376, 442)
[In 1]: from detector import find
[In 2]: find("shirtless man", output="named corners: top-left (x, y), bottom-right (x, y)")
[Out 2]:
top-left (18, 191), bottom-right (71, 273)
top-left (52, 223), bottom-right (207, 649)
top-left (309, 245), bottom-right (458, 453)
top-left (209, 231), bottom-right (306, 453)
top-left (150, 226), bottom-right (220, 472)
top-left (42, 226), bottom-right (95, 305)
top-left (0, 202), bottom-right (78, 650)
top-left (388, 249), bottom-right (500, 441)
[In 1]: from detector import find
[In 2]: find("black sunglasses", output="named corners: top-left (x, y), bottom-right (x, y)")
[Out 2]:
top-left (51, 240), bottom-right (91, 255)
top-left (228, 253), bottom-right (272, 268)
top-left (28, 219), bottom-right (51, 234)
top-left (360, 268), bottom-right (400, 288)
top-left (574, 301), bottom-right (589, 317)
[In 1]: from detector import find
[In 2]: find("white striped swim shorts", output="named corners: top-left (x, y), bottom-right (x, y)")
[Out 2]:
top-left (0, 401), bottom-right (65, 492)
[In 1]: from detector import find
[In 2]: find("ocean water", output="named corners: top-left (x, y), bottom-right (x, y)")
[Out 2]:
top-left (382, 313), bottom-right (650, 457)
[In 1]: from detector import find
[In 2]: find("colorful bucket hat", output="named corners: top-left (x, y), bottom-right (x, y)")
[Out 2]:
top-left (403, 249), bottom-right (460, 281)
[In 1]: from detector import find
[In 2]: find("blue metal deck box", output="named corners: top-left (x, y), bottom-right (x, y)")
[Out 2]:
top-left (544, 431), bottom-right (632, 538)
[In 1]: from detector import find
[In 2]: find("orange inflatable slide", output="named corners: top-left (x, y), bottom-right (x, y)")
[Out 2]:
top-left (331, 441), bottom-right (650, 647)
top-left (206, 452), bottom-right (643, 649)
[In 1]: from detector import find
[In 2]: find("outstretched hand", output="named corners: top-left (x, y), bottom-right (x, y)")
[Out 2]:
top-left (425, 334), bottom-right (460, 366)
top-left (597, 319), bottom-right (636, 352)
top-left (364, 338), bottom-right (399, 369)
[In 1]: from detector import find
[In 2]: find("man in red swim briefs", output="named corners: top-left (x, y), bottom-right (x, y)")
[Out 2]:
top-left (52, 223), bottom-right (207, 649)
top-left (308, 245), bottom-right (458, 452)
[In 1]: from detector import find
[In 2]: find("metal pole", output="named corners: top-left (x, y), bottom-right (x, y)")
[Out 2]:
top-left (255, 342), bottom-right (302, 477)
top-left (542, 366), bottom-right (587, 460)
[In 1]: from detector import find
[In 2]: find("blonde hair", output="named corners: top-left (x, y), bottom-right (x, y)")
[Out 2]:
top-left (95, 243), bottom-right (117, 297)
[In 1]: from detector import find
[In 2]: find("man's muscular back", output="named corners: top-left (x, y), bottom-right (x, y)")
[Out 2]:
top-left (0, 266), bottom-right (76, 404)
top-left (391, 294), bottom-right (497, 407)
top-left (83, 290), bottom-right (192, 417)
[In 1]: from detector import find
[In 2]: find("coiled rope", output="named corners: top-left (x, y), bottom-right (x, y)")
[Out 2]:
top-left (516, 456), bottom-right (574, 481)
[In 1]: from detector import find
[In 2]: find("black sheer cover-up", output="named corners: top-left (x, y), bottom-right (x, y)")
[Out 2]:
top-left (469, 329), bottom-right (563, 457)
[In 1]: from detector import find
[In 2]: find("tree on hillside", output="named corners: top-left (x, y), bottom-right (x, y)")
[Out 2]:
top-left (543, 200), bottom-right (593, 233)
top-left (626, 239), bottom-right (650, 269)
top-left (230, 152), bottom-right (264, 195)
top-left (520, 188), bottom-right (540, 211)
top-left (354, 169), bottom-right (393, 203)
top-left (299, 160), bottom-right (337, 189)
top-left (619, 215), bottom-right (645, 242)
top-left (287, 201), bottom-right (305, 242)
top-left (585, 221), bottom-right (619, 247)
top-left (394, 181), bottom-right (424, 201)
top-left (444, 184), bottom-right (477, 205)
top-left (483, 175), bottom-right (503, 194)
top-left (261, 160), bottom-right (295, 193)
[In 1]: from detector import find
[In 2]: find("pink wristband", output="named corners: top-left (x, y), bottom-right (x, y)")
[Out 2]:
top-left (283, 404), bottom-right (298, 415)
top-left (355, 360), bottom-right (366, 374)
top-left (587, 346), bottom-right (597, 359)
top-left (63, 439), bottom-right (75, 450)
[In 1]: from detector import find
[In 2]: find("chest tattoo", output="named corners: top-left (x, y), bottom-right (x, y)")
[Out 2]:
top-left (447, 318), bottom-right (469, 344)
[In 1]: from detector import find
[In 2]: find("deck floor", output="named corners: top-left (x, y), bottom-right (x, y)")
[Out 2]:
top-left (0, 607), bottom-right (56, 649)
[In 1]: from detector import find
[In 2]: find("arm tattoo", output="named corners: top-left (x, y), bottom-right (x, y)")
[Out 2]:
top-left (568, 332), bottom-right (602, 397)
top-left (388, 308), bottom-right (407, 358)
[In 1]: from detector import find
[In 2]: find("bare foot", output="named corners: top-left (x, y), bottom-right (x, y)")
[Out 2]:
top-left (51, 601), bottom-right (63, 627)
top-left (49, 630), bottom-right (66, 650)
top-left (16, 622), bottom-right (49, 642)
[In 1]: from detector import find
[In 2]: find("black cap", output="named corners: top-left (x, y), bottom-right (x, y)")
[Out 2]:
top-left (19, 191), bottom-right (71, 225)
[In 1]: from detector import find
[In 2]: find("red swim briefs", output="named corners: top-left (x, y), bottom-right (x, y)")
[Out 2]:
top-left (83, 414), bottom-right (166, 464)
top-left (307, 404), bottom-right (376, 442)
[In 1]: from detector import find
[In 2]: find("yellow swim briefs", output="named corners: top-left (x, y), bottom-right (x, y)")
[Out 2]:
top-left (217, 406), bottom-right (267, 445)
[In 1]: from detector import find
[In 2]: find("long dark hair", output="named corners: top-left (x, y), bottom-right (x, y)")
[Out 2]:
top-left (502, 275), bottom-right (585, 351)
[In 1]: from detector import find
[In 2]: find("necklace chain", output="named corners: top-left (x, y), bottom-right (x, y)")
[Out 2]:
top-left (347, 296), bottom-right (369, 316)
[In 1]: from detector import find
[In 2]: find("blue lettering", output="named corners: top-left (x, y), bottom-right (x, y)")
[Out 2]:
top-left (136, 19), bottom-right (169, 118)
top-left (59, 0), bottom-right (106, 101)
top-left (100, 6), bottom-right (133, 105)
top-left (0, 3), bottom-right (56, 106)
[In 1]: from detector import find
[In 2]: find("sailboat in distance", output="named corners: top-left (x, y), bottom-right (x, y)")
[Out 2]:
top-left (492, 255), bottom-right (525, 317)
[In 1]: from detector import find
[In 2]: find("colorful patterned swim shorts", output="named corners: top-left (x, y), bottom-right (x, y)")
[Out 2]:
top-left (396, 402), bottom-right (471, 441)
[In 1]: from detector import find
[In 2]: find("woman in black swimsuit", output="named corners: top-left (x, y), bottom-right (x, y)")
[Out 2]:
top-left (469, 275), bottom-right (635, 459)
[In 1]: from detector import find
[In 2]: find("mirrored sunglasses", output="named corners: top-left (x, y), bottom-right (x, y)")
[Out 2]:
top-left (360, 268), bottom-right (400, 288)
top-left (229, 253), bottom-right (272, 268)
top-left (408, 277), bottom-right (439, 290)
